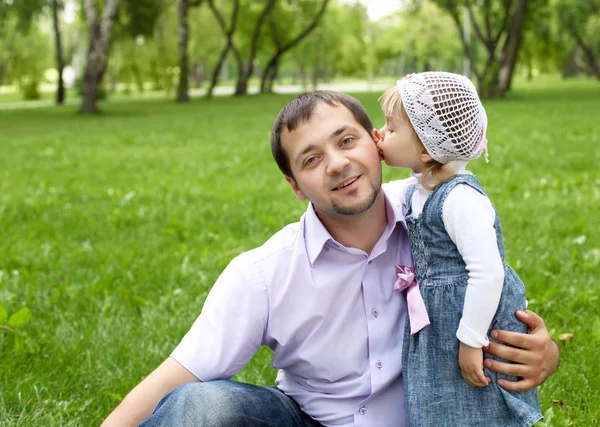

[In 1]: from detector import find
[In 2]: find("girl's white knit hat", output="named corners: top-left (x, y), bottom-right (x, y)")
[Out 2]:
top-left (396, 71), bottom-right (488, 164)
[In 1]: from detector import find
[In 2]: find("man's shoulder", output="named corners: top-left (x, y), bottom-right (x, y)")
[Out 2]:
top-left (382, 176), bottom-right (416, 203)
top-left (233, 219), bottom-right (304, 270)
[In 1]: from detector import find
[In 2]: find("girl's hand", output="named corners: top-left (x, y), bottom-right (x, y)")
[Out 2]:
top-left (459, 342), bottom-right (490, 387)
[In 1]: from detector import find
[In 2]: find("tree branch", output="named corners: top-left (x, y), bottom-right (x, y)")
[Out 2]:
top-left (248, 0), bottom-right (277, 63)
top-left (83, 0), bottom-right (98, 27)
top-left (208, 0), bottom-right (242, 66)
top-left (493, 0), bottom-right (514, 49)
top-left (444, 1), bottom-right (481, 81)
top-left (568, 20), bottom-right (600, 77)
top-left (484, 0), bottom-right (492, 42)
top-left (466, 1), bottom-right (490, 53)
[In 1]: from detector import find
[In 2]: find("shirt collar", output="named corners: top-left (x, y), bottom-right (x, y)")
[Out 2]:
top-left (303, 203), bottom-right (334, 266)
top-left (302, 188), bottom-right (407, 266)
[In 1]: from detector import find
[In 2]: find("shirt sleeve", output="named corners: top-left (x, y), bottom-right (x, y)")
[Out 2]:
top-left (382, 176), bottom-right (417, 206)
top-left (443, 185), bottom-right (504, 348)
top-left (171, 255), bottom-right (269, 381)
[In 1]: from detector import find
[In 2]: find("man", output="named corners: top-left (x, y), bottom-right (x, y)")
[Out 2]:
top-left (102, 91), bottom-right (559, 427)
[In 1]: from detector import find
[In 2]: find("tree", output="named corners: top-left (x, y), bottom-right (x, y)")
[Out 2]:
top-left (373, 2), bottom-right (463, 76)
top-left (259, 0), bottom-right (330, 93)
top-left (0, 0), bottom-right (45, 88)
top-left (431, 0), bottom-right (537, 98)
top-left (51, 0), bottom-right (66, 104)
top-left (206, 0), bottom-right (241, 98)
top-left (176, 0), bottom-right (203, 102)
top-left (80, 0), bottom-right (121, 113)
top-left (554, 0), bottom-right (600, 79)
top-left (290, 1), bottom-right (367, 89)
top-left (210, 0), bottom-right (276, 96)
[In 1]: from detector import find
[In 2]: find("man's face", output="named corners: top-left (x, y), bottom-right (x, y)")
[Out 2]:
top-left (281, 103), bottom-right (382, 218)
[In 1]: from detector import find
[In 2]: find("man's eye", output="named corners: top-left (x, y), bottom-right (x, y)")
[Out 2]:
top-left (341, 137), bottom-right (354, 145)
top-left (304, 157), bottom-right (317, 166)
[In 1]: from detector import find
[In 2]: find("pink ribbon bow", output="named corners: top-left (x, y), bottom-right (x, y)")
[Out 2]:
top-left (394, 264), bottom-right (431, 335)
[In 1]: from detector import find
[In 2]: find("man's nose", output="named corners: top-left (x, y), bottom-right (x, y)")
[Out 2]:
top-left (326, 151), bottom-right (351, 175)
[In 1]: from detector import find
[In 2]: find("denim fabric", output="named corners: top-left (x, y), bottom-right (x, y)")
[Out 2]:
top-left (402, 174), bottom-right (542, 427)
top-left (138, 380), bottom-right (323, 427)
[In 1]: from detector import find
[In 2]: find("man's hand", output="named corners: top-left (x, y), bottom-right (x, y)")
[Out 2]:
top-left (459, 342), bottom-right (490, 387)
top-left (484, 310), bottom-right (559, 392)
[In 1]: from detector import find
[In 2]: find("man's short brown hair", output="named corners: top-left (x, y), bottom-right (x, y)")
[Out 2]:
top-left (271, 91), bottom-right (374, 178)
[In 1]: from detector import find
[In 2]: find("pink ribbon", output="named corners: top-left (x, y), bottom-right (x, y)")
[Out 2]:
top-left (394, 264), bottom-right (431, 335)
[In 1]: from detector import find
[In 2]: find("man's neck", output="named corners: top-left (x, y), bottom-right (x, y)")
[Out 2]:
top-left (316, 191), bottom-right (388, 254)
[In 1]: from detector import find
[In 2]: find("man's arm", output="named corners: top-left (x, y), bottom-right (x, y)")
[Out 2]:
top-left (484, 310), bottom-right (560, 391)
top-left (101, 357), bottom-right (200, 427)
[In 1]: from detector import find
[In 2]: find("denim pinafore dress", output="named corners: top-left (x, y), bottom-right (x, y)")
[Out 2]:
top-left (402, 174), bottom-right (542, 427)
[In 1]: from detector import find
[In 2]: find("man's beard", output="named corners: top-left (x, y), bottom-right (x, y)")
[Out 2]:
top-left (328, 177), bottom-right (382, 216)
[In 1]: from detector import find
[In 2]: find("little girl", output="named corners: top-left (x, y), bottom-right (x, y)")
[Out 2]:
top-left (375, 72), bottom-right (542, 426)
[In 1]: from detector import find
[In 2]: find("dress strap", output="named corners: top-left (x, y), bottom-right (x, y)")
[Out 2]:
top-left (404, 183), bottom-right (417, 217)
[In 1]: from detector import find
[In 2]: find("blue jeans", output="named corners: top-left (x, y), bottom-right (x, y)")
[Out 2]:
top-left (138, 380), bottom-right (323, 427)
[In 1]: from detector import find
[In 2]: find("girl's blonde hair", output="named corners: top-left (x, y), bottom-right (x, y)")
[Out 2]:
top-left (378, 86), bottom-right (454, 190)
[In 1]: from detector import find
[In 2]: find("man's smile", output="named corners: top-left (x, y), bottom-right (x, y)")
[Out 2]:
top-left (331, 175), bottom-right (361, 191)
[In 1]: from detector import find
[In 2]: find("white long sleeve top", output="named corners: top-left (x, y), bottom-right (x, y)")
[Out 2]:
top-left (409, 168), bottom-right (504, 348)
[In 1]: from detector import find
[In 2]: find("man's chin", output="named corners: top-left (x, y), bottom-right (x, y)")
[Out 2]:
top-left (330, 191), bottom-right (381, 216)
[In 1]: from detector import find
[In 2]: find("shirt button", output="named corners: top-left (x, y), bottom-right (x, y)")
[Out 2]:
top-left (368, 260), bottom-right (372, 264)
top-left (376, 360), bottom-right (383, 369)
top-left (371, 308), bottom-right (379, 318)
top-left (359, 407), bottom-right (367, 415)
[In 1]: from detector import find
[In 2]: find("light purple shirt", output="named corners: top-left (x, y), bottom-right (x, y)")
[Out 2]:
top-left (172, 180), bottom-right (413, 427)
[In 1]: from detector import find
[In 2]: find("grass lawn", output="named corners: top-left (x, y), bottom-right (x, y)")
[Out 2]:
top-left (0, 76), bottom-right (598, 426)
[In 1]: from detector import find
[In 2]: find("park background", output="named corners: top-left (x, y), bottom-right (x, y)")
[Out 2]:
top-left (0, 0), bottom-right (598, 425)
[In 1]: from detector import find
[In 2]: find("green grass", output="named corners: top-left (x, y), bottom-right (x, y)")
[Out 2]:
top-left (0, 75), bottom-right (599, 426)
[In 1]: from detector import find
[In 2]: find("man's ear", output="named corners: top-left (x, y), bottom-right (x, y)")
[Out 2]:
top-left (285, 176), bottom-right (307, 201)
top-left (372, 129), bottom-right (381, 145)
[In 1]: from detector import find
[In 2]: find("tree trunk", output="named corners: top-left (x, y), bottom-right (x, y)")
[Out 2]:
top-left (260, 56), bottom-right (279, 93)
top-left (300, 63), bottom-right (307, 89)
top-left (266, 58), bottom-right (279, 92)
top-left (207, 44), bottom-right (231, 98)
top-left (497, 0), bottom-right (527, 98)
top-left (52, 0), bottom-right (65, 105)
top-left (234, 0), bottom-right (277, 96)
top-left (80, 0), bottom-right (120, 114)
top-left (206, 0), bottom-right (240, 98)
top-left (573, 32), bottom-right (600, 79)
top-left (260, 0), bottom-right (329, 94)
top-left (261, 57), bottom-right (279, 93)
top-left (234, 65), bottom-right (249, 96)
top-left (176, 0), bottom-right (191, 102)
top-left (193, 63), bottom-right (205, 88)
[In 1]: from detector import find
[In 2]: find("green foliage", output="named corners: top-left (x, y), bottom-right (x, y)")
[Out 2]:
top-left (2, 0), bottom-right (45, 32)
top-left (21, 77), bottom-right (41, 100)
top-left (119, 0), bottom-right (167, 38)
top-left (552, 0), bottom-right (600, 75)
top-left (373, 2), bottom-right (463, 74)
top-left (290, 0), bottom-right (367, 84)
top-left (4, 18), bottom-right (53, 95)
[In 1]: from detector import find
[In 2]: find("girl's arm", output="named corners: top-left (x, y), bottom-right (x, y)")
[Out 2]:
top-left (443, 184), bottom-right (504, 348)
